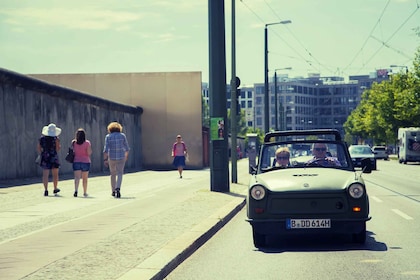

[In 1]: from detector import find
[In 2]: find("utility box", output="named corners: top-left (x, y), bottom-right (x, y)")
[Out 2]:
top-left (247, 133), bottom-right (258, 174)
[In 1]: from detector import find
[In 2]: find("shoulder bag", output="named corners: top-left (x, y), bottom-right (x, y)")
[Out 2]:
top-left (65, 142), bottom-right (75, 163)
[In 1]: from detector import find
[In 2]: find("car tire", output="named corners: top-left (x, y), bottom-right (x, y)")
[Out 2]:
top-left (352, 224), bottom-right (366, 244)
top-left (252, 229), bottom-right (266, 248)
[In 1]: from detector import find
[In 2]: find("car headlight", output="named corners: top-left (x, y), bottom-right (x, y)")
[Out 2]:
top-left (250, 185), bottom-right (266, 200)
top-left (348, 183), bottom-right (364, 199)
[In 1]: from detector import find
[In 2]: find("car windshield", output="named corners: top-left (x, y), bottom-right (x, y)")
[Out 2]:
top-left (349, 146), bottom-right (372, 154)
top-left (258, 140), bottom-right (351, 172)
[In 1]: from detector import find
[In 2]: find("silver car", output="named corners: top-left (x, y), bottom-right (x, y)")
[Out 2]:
top-left (372, 146), bottom-right (389, 160)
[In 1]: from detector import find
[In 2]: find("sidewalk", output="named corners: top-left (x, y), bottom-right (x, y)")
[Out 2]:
top-left (119, 160), bottom-right (250, 280)
top-left (0, 159), bottom-right (251, 280)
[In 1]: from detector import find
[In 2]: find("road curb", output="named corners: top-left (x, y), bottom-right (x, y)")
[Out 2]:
top-left (117, 197), bottom-right (246, 280)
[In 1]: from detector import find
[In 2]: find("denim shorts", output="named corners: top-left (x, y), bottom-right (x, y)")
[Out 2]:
top-left (73, 162), bottom-right (91, 172)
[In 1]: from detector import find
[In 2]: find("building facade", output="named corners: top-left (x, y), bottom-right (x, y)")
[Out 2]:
top-left (203, 70), bottom-right (390, 136)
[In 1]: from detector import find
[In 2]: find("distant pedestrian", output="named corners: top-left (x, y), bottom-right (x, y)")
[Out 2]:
top-left (71, 128), bottom-right (92, 197)
top-left (103, 122), bottom-right (130, 198)
top-left (172, 134), bottom-right (188, 178)
top-left (37, 123), bottom-right (61, 196)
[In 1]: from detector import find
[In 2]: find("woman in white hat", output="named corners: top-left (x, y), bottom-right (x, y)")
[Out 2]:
top-left (37, 123), bottom-right (62, 196)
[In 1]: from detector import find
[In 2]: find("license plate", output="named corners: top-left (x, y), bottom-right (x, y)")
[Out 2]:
top-left (286, 219), bottom-right (331, 229)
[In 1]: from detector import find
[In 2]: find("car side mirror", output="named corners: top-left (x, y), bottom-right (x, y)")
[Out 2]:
top-left (361, 158), bottom-right (372, 173)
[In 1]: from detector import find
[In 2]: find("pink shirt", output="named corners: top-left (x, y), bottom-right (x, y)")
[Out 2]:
top-left (173, 142), bottom-right (187, 156)
top-left (73, 140), bottom-right (91, 163)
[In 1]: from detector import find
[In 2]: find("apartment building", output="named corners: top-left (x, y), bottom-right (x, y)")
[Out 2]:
top-left (202, 70), bottom-right (389, 136)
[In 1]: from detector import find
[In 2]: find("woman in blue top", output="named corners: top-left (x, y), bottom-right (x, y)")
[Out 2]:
top-left (103, 122), bottom-right (130, 198)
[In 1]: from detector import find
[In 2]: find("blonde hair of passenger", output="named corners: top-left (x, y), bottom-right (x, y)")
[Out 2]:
top-left (276, 147), bottom-right (290, 157)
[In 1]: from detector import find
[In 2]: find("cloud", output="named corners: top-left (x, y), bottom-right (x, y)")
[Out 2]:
top-left (1, 8), bottom-right (141, 31)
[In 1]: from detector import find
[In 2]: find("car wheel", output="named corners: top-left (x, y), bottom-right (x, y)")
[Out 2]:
top-left (352, 224), bottom-right (366, 244)
top-left (253, 229), bottom-right (266, 248)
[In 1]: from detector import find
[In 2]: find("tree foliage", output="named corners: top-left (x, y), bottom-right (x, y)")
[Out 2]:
top-left (344, 46), bottom-right (420, 145)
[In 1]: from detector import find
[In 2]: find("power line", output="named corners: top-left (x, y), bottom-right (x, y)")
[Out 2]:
top-left (262, 0), bottom-right (350, 75)
top-left (260, 0), bottom-right (324, 73)
top-left (343, 0), bottom-right (391, 72)
top-left (355, 4), bottom-right (419, 73)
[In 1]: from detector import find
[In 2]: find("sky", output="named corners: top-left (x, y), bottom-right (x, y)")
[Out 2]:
top-left (1, 0), bottom-right (419, 85)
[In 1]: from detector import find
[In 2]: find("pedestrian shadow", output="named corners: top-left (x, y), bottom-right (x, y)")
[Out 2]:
top-left (112, 196), bottom-right (136, 200)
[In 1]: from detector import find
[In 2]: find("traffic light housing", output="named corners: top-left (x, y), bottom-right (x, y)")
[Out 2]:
top-left (235, 76), bottom-right (241, 116)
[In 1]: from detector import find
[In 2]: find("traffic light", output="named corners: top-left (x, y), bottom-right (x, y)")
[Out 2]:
top-left (235, 77), bottom-right (241, 116)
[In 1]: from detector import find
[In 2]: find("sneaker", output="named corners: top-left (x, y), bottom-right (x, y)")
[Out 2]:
top-left (180, 175), bottom-right (182, 179)
top-left (83, 193), bottom-right (88, 197)
top-left (53, 188), bottom-right (60, 194)
top-left (44, 190), bottom-right (48, 196)
top-left (116, 188), bottom-right (121, 198)
top-left (112, 191), bottom-right (115, 197)
top-left (73, 192), bottom-right (78, 197)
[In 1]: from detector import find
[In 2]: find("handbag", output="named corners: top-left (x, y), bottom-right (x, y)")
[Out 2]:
top-left (35, 154), bottom-right (41, 165)
top-left (65, 143), bottom-right (75, 163)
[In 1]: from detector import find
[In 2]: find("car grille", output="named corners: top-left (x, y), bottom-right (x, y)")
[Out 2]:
top-left (269, 195), bottom-right (347, 215)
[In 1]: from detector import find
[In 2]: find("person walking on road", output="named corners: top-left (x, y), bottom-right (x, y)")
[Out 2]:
top-left (37, 123), bottom-right (61, 196)
top-left (103, 122), bottom-right (130, 198)
top-left (71, 128), bottom-right (92, 197)
top-left (172, 134), bottom-right (188, 178)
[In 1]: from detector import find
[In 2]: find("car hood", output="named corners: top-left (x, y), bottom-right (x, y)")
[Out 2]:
top-left (253, 168), bottom-right (359, 192)
top-left (350, 153), bottom-right (374, 159)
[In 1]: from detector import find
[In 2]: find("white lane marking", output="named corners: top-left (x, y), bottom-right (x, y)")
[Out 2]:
top-left (370, 196), bottom-right (382, 203)
top-left (391, 209), bottom-right (413, 220)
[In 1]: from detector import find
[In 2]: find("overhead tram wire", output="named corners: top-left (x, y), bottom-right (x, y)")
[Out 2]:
top-left (240, 0), bottom-right (305, 64)
top-left (239, 0), bottom-right (266, 23)
top-left (260, 0), bottom-right (325, 74)
top-left (370, 35), bottom-right (412, 60)
top-left (268, 28), bottom-right (324, 74)
top-left (355, 4), bottom-right (420, 73)
top-left (343, 0), bottom-right (391, 73)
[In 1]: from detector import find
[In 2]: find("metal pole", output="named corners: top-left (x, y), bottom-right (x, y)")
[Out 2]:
top-left (208, 0), bottom-right (229, 192)
top-left (264, 21), bottom-right (291, 133)
top-left (274, 71), bottom-right (278, 131)
top-left (264, 26), bottom-right (269, 133)
top-left (230, 0), bottom-right (237, 183)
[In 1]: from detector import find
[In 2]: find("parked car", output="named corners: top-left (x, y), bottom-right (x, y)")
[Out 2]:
top-left (372, 146), bottom-right (389, 160)
top-left (348, 145), bottom-right (377, 170)
top-left (246, 130), bottom-right (371, 248)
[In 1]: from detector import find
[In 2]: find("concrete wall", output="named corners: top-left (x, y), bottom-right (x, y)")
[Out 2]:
top-left (30, 72), bottom-right (203, 170)
top-left (0, 68), bottom-right (143, 180)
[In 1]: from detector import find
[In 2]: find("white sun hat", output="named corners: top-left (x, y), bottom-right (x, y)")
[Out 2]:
top-left (42, 123), bottom-right (62, 137)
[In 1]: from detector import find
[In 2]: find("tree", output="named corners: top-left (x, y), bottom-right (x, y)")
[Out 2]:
top-left (344, 45), bottom-right (420, 145)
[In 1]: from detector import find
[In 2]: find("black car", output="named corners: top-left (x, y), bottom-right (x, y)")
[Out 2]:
top-left (349, 145), bottom-right (377, 170)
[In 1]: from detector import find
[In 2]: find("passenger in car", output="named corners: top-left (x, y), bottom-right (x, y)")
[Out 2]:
top-left (307, 143), bottom-right (341, 167)
top-left (274, 147), bottom-right (291, 168)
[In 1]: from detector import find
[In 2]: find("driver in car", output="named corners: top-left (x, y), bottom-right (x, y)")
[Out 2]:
top-left (306, 143), bottom-right (341, 167)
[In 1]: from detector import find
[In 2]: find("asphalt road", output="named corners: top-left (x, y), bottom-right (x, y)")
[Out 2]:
top-left (166, 159), bottom-right (420, 280)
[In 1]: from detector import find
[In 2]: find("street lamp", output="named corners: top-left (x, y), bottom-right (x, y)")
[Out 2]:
top-left (274, 67), bottom-right (292, 130)
top-left (390, 64), bottom-right (408, 74)
top-left (264, 20), bottom-right (292, 133)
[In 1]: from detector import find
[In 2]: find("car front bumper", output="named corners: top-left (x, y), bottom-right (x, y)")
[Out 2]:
top-left (247, 217), bottom-right (371, 235)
